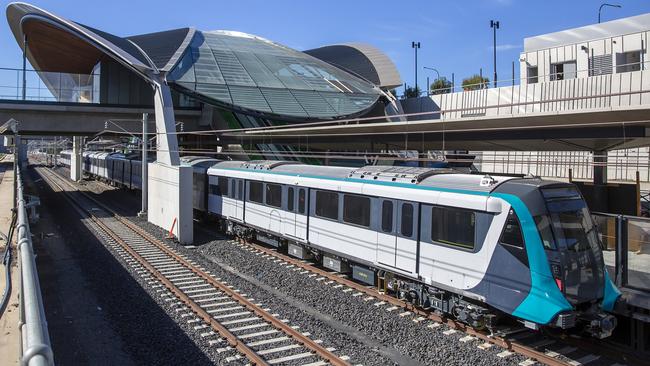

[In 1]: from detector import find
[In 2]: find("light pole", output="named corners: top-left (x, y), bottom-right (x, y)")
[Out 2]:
top-left (423, 66), bottom-right (440, 95)
top-left (412, 41), bottom-right (421, 95)
top-left (598, 3), bottom-right (621, 23)
top-left (490, 20), bottom-right (500, 88)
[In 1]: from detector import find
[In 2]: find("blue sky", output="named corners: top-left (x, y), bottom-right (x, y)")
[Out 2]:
top-left (2, 0), bottom-right (650, 93)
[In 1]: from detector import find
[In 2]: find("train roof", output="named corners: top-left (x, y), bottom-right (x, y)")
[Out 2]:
top-left (209, 160), bottom-right (523, 193)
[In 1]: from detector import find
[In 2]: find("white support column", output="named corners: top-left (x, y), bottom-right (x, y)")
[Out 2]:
top-left (70, 136), bottom-right (83, 181)
top-left (146, 78), bottom-right (193, 244)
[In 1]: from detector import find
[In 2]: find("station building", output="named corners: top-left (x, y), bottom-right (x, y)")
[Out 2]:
top-left (6, 2), bottom-right (402, 156)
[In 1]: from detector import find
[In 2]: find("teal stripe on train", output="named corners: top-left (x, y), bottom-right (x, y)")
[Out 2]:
top-left (214, 167), bottom-right (611, 324)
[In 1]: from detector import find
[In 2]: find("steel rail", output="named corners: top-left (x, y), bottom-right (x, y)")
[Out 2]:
top-left (39, 166), bottom-right (349, 366)
top-left (234, 238), bottom-right (570, 366)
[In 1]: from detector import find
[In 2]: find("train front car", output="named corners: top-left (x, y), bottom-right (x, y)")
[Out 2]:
top-left (492, 178), bottom-right (620, 338)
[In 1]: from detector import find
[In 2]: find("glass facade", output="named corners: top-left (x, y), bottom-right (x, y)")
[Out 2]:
top-left (168, 30), bottom-right (381, 119)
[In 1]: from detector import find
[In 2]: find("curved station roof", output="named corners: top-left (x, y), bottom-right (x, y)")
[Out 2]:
top-left (7, 2), bottom-right (397, 121)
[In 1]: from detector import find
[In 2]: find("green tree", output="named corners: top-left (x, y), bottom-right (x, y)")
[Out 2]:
top-left (462, 74), bottom-right (489, 91)
top-left (429, 77), bottom-right (452, 95)
top-left (403, 86), bottom-right (421, 98)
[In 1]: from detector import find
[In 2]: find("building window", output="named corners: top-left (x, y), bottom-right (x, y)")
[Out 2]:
top-left (499, 209), bottom-right (524, 248)
top-left (588, 54), bottom-right (613, 76)
top-left (551, 61), bottom-right (577, 81)
top-left (527, 66), bottom-right (538, 84)
top-left (343, 194), bottom-right (371, 227)
top-left (315, 190), bottom-right (339, 220)
top-left (431, 206), bottom-right (476, 249)
top-left (381, 200), bottom-right (393, 233)
top-left (249, 181), bottom-right (263, 203)
top-left (401, 203), bottom-right (414, 237)
top-left (298, 189), bottom-right (306, 214)
top-left (265, 183), bottom-right (282, 208)
top-left (616, 51), bottom-right (642, 73)
top-left (287, 187), bottom-right (295, 212)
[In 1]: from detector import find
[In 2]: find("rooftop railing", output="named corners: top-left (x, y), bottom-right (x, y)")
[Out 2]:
top-left (0, 67), bottom-right (98, 103)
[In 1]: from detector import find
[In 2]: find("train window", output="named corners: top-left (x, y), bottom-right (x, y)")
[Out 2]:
top-left (298, 189), bottom-right (306, 214)
top-left (209, 184), bottom-right (220, 195)
top-left (500, 209), bottom-right (524, 248)
top-left (287, 187), bottom-right (295, 212)
top-left (231, 180), bottom-right (236, 199)
top-left (401, 203), bottom-right (414, 237)
top-left (534, 215), bottom-right (556, 250)
top-left (381, 201), bottom-right (393, 233)
top-left (218, 177), bottom-right (229, 196)
top-left (249, 181), bottom-right (263, 203)
top-left (265, 183), bottom-right (282, 208)
top-left (238, 180), bottom-right (243, 200)
top-left (315, 190), bottom-right (339, 220)
top-left (431, 206), bottom-right (475, 250)
top-left (343, 194), bottom-right (371, 227)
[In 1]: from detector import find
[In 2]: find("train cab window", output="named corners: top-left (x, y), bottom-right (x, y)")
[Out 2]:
top-left (431, 206), bottom-right (475, 250)
top-left (343, 194), bottom-right (371, 227)
top-left (265, 183), bottom-right (282, 208)
top-left (401, 203), bottom-right (414, 237)
top-left (249, 181), bottom-right (263, 203)
top-left (287, 187), bottom-right (295, 212)
top-left (238, 180), bottom-right (243, 200)
top-left (298, 189), bottom-right (306, 214)
top-left (218, 177), bottom-right (229, 196)
top-left (381, 201), bottom-right (393, 233)
top-left (315, 190), bottom-right (339, 220)
top-left (500, 209), bottom-right (524, 248)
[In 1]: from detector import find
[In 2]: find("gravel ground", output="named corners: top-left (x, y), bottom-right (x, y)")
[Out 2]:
top-left (53, 166), bottom-right (533, 366)
top-left (29, 165), bottom-right (219, 365)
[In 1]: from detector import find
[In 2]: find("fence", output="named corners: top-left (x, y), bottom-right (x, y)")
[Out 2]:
top-left (16, 164), bottom-right (53, 366)
top-left (594, 212), bottom-right (650, 292)
top-left (0, 67), bottom-right (98, 103)
top-left (476, 149), bottom-right (650, 183)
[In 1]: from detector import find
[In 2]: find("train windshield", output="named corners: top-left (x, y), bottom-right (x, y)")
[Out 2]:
top-left (541, 186), bottom-right (600, 252)
top-left (540, 186), bottom-right (605, 303)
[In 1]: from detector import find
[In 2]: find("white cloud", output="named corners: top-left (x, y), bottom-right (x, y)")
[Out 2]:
top-left (494, 43), bottom-right (521, 51)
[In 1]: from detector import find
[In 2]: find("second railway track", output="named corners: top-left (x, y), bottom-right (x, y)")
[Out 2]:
top-left (35, 165), bottom-right (352, 366)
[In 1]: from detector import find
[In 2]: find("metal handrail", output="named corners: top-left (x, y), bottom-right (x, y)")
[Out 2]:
top-left (15, 165), bottom-right (53, 366)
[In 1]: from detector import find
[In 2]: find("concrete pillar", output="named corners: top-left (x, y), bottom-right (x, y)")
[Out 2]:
top-left (138, 113), bottom-right (148, 218)
top-left (146, 78), bottom-right (192, 244)
top-left (592, 150), bottom-right (609, 212)
top-left (70, 136), bottom-right (83, 181)
top-left (594, 150), bottom-right (608, 185)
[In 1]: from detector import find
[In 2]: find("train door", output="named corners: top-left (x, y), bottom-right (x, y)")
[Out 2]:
top-left (295, 188), bottom-right (307, 240)
top-left (377, 199), bottom-right (397, 267)
top-left (284, 187), bottom-right (297, 237)
top-left (232, 179), bottom-right (244, 222)
top-left (396, 202), bottom-right (418, 274)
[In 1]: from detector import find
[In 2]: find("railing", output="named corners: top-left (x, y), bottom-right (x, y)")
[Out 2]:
top-left (477, 149), bottom-right (650, 183)
top-left (0, 67), bottom-right (98, 103)
top-left (402, 60), bottom-right (650, 120)
top-left (594, 212), bottom-right (650, 292)
top-left (16, 165), bottom-right (53, 366)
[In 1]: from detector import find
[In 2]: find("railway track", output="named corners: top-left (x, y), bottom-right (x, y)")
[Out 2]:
top-left (35, 165), bottom-right (352, 366)
top-left (225, 234), bottom-right (641, 366)
top-left (41, 163), bottom-right (642, 366)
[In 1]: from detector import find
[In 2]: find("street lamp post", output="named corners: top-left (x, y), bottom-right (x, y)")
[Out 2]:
top-left (412, 41), bottom-right (421, 95)
top-left (598, 3), bottom-right (621, 23)
top-left (423, 66), bottom-right (440, 95)
top-left (490, 20), bottom-right (500, 88)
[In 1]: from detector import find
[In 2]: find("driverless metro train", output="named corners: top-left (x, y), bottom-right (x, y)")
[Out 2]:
top-left (58, 151), bottom-right (621, 338)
